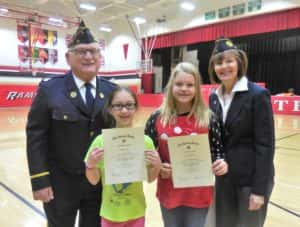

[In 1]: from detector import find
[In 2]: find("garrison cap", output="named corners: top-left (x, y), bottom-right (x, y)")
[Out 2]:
top-left (67, 20), bottom-right (96, 48)
top-left (212, 37), bottom-right (238, 55)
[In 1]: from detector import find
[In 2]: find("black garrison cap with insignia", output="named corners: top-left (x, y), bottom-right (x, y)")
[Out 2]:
top-left (67, 20), bottom-right (97, 48)
top-left (212, 37), bottom-right (238, 55)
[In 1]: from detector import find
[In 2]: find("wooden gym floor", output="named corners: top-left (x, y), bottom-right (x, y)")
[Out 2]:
top-left (0, 107), bottom-right (299, 227)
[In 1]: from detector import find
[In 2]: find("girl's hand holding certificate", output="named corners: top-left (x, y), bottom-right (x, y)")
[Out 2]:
top-left (212, 159), bottom-right (228, 176)
top-left (86, 148), bottom-right (104, 169)
top-left (145, 150), bottom-right (161, 168)
top-left (145, 150), bottom-right (162, 182)
top-left (160, 163), bottom-right (172, 179)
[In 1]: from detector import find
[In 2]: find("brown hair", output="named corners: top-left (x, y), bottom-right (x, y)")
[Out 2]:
top-left (208, 49), bottom-right (248, 83)
top-left (102, 86), bottom-right (138, 128)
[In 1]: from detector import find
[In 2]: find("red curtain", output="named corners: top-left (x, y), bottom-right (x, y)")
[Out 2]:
top-left (152, 8), bottom-right (300, 49)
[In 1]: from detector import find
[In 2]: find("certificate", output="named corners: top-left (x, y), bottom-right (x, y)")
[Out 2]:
top-left (168, 134), bottom-right (214, 188)
top-left (102, 127), bottom-right (147, 184)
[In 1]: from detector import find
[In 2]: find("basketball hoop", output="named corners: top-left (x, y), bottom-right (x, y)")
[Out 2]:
top-left (136, 58), bottom-right (153, 74)
top-left (126, 15), bottom-right (161, 74)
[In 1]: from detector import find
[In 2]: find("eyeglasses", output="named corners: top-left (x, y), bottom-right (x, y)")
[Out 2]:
top-left (69, 48), bottom-right (100, 57)
top-left (111, 103), bottom-right (136, 111)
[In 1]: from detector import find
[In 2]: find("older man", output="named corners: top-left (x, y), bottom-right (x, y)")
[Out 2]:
top-left (26, 20), bottom-right (116, 227)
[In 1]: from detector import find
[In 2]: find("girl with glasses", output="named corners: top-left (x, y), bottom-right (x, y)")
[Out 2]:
top-left (84, 87), bottom-right (161, 227)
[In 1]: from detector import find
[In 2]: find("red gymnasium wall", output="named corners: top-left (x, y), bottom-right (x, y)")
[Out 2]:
top-left (0, 83), bottom-right (299, 115)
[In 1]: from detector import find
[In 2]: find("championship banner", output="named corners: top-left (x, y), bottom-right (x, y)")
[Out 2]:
top-left (17, 24), bottom-right (58, 67)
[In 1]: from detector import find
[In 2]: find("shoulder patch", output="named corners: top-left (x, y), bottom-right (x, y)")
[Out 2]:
top-left (42, 74), bottom-right (65, 82)
top-left (42, 77), bottom-right (52, 82)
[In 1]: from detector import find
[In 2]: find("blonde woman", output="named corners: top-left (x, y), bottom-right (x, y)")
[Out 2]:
top-left (145, 62), bottom-right (224, 227)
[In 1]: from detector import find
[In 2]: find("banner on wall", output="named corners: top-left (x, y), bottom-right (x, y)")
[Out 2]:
top-left (17, 24), bottom-right (58, 65)
top-left (99, 38), bottom-right (105, 66)
top-left (18, 45), bottom-right (58, 64)
top-left (99, 38), bottom-right (105, 50)
top-left (65, 34), bottom-right (73, 47)
top-left (123, 43), bottom-right (129, 60)
top-left (17, 25), bottom-right (58, 46)
top-left (31, 27), bottom-right (48, 45)
top-left (18, 45), bottom-right (30, 62)
top-left (17, 25), bottom-right (29, 43)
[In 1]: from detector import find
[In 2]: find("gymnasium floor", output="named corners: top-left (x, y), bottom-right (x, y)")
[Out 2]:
top-left (0, 107), bottom-right (299, 227)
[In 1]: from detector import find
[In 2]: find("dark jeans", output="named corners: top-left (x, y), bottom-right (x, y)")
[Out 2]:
top-left (160, 205), bottom-right (208, 227)
top-left (215, 176), bottom-right (274, 227)
top-left (43, 166), bottom-right (101, 227)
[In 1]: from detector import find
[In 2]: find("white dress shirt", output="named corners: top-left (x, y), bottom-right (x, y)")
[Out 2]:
top-left (215, 76), bottom-right (248, 123)
top-left (72, 74), bottom-right (96, 104)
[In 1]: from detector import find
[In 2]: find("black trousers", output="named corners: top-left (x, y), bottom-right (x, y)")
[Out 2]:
top-left (215, 176), bottom-right (273, 227)
top-left (43, 166), bottom-right (101, 227)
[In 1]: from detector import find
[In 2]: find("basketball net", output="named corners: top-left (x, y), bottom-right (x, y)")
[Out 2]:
top-left (126, 15), bottom-right (159, 74)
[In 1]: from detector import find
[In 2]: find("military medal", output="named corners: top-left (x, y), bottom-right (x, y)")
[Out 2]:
top-left (226, 40), bottom-right (233, 47)
top-left (99, 92), bottom-right (104, 99)
top-left (112, 183), bottom-right (131, 194)
top-left (70, 91), bottom-right (77, 98)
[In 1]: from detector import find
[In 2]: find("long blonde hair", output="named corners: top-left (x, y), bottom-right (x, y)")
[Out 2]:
top-left (159, 62), bottom-right (210, 128)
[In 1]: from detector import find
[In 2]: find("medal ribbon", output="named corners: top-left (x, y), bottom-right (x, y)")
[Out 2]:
top-left (112, 183), bottom-right (131, 194)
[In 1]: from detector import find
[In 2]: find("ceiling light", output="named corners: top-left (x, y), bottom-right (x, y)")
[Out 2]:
top-left (99, 26), bottom-right (112, 32)
top-left (180, 2), bottom-right (195, 11)
top-left (0, 8), bottom-right (8, 13)
top-left (133, 17), bottom-right (146, 25)
top-left (79, 3), bottom-right (96, 11)
top-left (48, 17), bottom-right (63, 23)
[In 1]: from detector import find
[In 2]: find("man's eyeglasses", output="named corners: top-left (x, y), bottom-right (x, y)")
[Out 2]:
top-left (111, 103), bottom-right (136, 111)
top-left (69, 48), bottom-right (100, 57)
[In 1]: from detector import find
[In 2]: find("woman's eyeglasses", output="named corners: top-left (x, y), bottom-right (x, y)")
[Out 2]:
top-left (69, 48), bottom-right (100, 57)
top-left (111, 103), bottom-right (136, 111)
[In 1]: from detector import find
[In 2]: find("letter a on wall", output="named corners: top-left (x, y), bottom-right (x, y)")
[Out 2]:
top-left (123, 43), bottom-right (129, 60)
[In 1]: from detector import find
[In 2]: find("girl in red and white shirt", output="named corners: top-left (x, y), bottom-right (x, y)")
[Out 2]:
top-left (145, 62), bottom-right (226, 227)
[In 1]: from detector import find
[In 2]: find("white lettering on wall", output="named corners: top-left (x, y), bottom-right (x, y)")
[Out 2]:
top-left (293, 100), bottom-right (300, 112)
top-left (274, 100), bottom-right (289, 111)
top-left (6, 91), bottom-right (36, 100)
